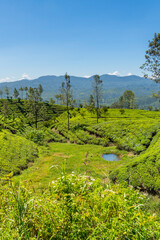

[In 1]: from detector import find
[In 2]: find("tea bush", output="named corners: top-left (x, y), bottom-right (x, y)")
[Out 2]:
top-left (85, 120), bottom-right (160, 153)
top-left (74, 129), bottom-right (109, 146)
top-left (110, 131), bottom-right (160, 194)
top-left (54, 122), bottom-right (109, 146)
top-left (0, 131), bottom-right (38, 176)
top-left (54, 109), bottom-right (160, 152)
top-left (45, 128), bottom-right (67, 143)
top-left (24, 128), bottom-right (45, 145)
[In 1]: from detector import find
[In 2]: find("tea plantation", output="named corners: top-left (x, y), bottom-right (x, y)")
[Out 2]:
top-left (1, 106), bottom-right (160, 238)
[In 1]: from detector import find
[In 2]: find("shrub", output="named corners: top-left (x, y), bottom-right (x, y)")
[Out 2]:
top-left (25, 128), bottom-right (45, 145)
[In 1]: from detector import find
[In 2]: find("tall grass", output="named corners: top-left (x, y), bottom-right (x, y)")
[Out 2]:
top-left (0, 172), bottom-right (160, 239)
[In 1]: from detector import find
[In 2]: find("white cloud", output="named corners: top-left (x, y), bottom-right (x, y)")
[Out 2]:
top-left (20, 73), bottom-right (31, 80)
top-left (108, 71), bottom-right (134, 77)
top-left (108, 71), bottom-right (120, 76)
top-left (83, 75), bottom-right (91, 78)
top-left (0, 76), bottom-right (16, 83)
top-left (0, 73), bottom-right (31, 83)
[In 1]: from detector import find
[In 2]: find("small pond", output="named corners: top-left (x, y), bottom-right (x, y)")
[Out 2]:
top-left (102, 154), bottom-right (120, 161)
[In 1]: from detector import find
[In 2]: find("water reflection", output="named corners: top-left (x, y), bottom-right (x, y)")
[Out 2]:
top-left (102, 154), bottom-right (120, 161)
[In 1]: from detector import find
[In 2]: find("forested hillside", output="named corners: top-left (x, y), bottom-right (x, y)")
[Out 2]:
top-left (0, 74), bottom-right (159, 108)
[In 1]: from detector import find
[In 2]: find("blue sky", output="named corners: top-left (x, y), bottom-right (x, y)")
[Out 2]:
top-left (0, 0), bottom-right (160, 82)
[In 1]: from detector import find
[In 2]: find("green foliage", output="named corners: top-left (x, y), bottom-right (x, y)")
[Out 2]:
top-left (92, 74), bottom-right (103, 123)
top-left (24, 128), bottom-right (45, 145)
top-left (141, 33), bottom-right (160, 81)
top-left (111, 90), bottom-right (136, 109)
top-left (4, 86), bottom-right (9, 99)
top-left (102, 105), bottom-right (109, 113)
top-left (49, 97), bottom-right (55, 105)
top-left (123, 90), bottom-right (136, 109)
top-left (0, 173), bottom-right (160, 239)
top-left (26, 86), bottom-right (44, 128)
top-left (110, 131), bottom-right (160, 194)
top-left (85, 120), bottom-right (159, 153)
top-left (1, 100), bottom-right (12, 120)
top-left (59, 73), bottom-right (75, 130)
top-left (0, 131), bottom-right (38, 176)
top-left (55, 123), bottom-right (83, 144)
top-left (87, 94), bottom-right (95, 113)
top-left (74, 129), bottom-right (109, 146)
top-left (55, 121), bottom-right (109, 146)
top-left (0, 99), bottom-right (66, 131)
top-left (13, 88), bottom-right (19, 99)
top-left (119, 109), bottom-right (125, 114)
top-left (0, 89), bottom-right (3, 99)
top-left (52, 108), bottom-right (160, 152)
top-left (45, 128), bottom-right (67, 143)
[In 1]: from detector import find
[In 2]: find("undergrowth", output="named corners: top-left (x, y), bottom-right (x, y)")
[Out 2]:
top-left (0, 172), bottom-right (160, 239)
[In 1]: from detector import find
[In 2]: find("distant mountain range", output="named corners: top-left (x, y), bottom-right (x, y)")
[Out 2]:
top-left (0, 74), bottom-right (159, 109)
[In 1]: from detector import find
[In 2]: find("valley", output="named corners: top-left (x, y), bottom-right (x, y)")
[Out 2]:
top-left (1, 102), bottom-right (160, 238)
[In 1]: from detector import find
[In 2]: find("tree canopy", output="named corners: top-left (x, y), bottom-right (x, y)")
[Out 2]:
top-left (141, 33), bottom-right (160, 82)
top-left (111, 90), bottom-right (136, 109)
top-left (59, 73), bottom-right (75, 130)
top-left (92, 75), bottom-right (103, 123)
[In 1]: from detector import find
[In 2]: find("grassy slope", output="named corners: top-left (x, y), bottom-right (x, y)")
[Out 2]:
top-left (14, 143), bottom-right (129, 190)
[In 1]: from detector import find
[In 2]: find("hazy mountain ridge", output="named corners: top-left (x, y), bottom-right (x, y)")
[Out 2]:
top-left (0, 74), bottom-right (158, 108)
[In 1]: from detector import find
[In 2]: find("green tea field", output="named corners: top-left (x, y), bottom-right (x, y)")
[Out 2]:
top-left (1, 107), bottom-right (160, 239)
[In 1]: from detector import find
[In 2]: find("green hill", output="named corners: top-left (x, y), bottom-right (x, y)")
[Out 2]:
top-left (0, 74), bottom-right (159, 108)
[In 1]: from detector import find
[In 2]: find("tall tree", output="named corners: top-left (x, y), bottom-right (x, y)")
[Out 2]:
top-left (87, 94), bottom-right (95, 113)
top-left (123, 90), bottom-right (135, 109)
top-left (49, 97), bottom-right (55, 105)
top-left (26, 87), bottom-right (43, 128)
top-left (1, 100), bottom-right (11, 120)
top-left (141, 33), bottom-right (160, 81)
top-left (92, 75), bottom-right (103, 123)
top-left (19, 87), bottom-right (24, 99)
top-left (13, 88), bottom-right (19, 99)
top-left (38, 84), bottom-right (43, 97)
top-left (4, 86), bottom-right (9, 99)
top-left (111, 96), bottom-right (124, 109)
top-left (0, 90), bottom-right (3, 99)
top-left (111, 90), bottom-right (136, 109)
top-left (24, 86), bottom-right (28, 99)
top-left (39, 103), bottom-right (49, 121)
top-left (141, 33), bottom-right (160, 106)
top-left (55, 94), bottom-right (62, 104)
top-left (59, 73), bottom-right (75, 130)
